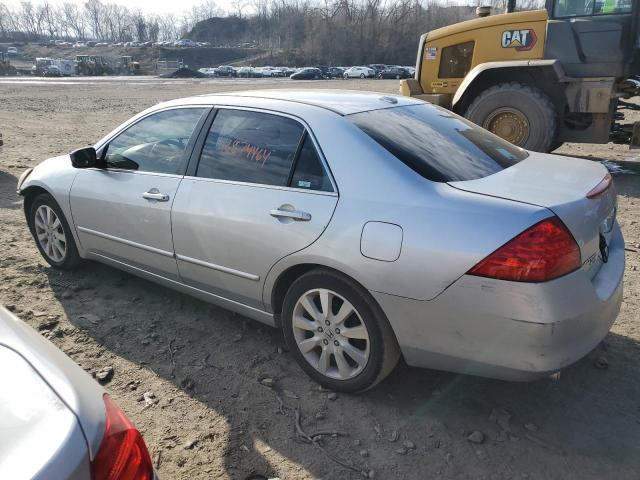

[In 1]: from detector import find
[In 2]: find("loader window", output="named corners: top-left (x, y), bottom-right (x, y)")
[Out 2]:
top-left (349, 104), bottom-right (528, 183)
top-left (554, 0), bottom-right (631, 16)
top-left (438, 41), bottom-right (474, 79)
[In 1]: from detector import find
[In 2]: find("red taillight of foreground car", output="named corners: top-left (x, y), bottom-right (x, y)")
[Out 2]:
top-left (468, 217), bottom-right (581, 282)
top-left (91, 394), bottom-right (153, 480)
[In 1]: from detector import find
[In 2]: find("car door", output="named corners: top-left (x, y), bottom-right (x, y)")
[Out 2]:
top-left (70, 106), bottom-right (209, 280)
top-left (171, 108), bottom-right (338, 309)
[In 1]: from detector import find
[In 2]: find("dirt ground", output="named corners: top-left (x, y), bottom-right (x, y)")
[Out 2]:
top-left (0, 77), bottom-right (639, 480)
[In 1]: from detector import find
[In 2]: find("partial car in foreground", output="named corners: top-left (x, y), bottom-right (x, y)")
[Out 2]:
top-left (18, 90), bottom-right (624, 392)
top-left (0, 306), bottom-right (155, 479)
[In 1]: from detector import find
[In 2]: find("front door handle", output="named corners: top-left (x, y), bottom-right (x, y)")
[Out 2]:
top-left (143, 189), bottom-right (169, 202)
top-left (270, 208), bottom-right (312, 221)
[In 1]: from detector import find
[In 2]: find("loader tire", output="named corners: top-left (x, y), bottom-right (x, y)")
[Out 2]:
top-left (465, 82), bottom-right (556, 153)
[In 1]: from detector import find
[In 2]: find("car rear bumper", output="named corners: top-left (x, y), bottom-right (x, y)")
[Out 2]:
top-left (373, 223), bottom-right (625, 381)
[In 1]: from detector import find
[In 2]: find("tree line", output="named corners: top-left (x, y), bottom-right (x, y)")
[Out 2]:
top-left (0, 0), bottom-right (223, 42)
top-left (0, 0), bottom-right (544, 64)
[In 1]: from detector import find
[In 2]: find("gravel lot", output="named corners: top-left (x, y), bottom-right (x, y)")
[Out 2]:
top-left (0, 76), bottom-right (639, 480)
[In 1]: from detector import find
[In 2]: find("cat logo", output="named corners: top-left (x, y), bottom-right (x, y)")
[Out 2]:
top-left (501, 29), bottom-right (537, 51)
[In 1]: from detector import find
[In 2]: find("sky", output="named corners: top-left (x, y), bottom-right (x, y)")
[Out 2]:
top-left (3, 0), bottom-right (238, 16)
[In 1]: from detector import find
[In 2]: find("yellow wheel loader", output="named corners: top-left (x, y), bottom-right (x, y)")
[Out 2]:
top-left (400, 0), bottom-right (640, 152)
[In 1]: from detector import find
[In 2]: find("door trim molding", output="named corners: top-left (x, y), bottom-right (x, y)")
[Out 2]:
top-left (77, 226), bottom-right (175, 258)
top-left (176, 253), bottom-right (260, 281)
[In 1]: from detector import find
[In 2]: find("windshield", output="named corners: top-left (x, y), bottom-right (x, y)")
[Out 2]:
top-left (348, 104), bottom-right (528, 182)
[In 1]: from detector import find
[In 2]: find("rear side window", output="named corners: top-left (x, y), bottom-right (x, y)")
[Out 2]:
top-left (290, 135), bottom-right (333, 192)
top-left (348, 104), bottom-right (528, 183)
top-left (197, 109), bottom-right (304, 186)
top-left (438, 41), bottom-right (474, 78)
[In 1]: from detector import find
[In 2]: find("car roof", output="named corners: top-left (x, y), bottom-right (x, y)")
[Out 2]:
top-left (179, 89), bottom-right (424, 115)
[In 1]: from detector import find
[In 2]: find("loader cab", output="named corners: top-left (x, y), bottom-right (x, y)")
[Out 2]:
top-left (544, 0), bottom-right (637, 77)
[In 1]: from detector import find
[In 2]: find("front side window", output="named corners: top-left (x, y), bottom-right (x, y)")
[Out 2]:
top-left (438, 41), bottom-right (474, 79)
top-left (105, 108), bottom-right (206, 174)
top-left (197, 109), bottom-right (304, 186)
top-left (348, 104), bottom-right (528, 183)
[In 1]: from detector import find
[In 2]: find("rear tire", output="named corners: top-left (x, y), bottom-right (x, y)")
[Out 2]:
top-left (282, 269), bottom-right (400, 392)
top-left (465, 82), bottom-right (556, 152)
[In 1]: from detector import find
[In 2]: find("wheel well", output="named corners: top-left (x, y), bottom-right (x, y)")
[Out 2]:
top-left (21, 186), bottom-right (49, 226)
top-left (453, 67), bottom-right (565, 117)
top-left (270, 264), bottom-right (370, 322)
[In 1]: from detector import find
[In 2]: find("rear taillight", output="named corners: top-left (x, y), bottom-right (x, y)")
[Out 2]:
top-left (91, 394), bottom-right (153, 480)
top-left (468, 217), bottom-right (581, 282)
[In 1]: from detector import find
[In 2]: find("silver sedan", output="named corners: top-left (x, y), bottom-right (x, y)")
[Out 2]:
top-left (18, 90), bottom-right (624, 392)
top-left (0, 307), bottom-right (155, 479)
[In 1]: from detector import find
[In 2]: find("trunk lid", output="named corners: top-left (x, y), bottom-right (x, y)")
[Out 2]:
top-left (0, 345), bottom-right (88, 478)
top-left (449, 152), bottom-right (616, 279)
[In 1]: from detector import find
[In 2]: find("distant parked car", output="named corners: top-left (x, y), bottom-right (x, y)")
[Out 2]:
top-left (378, 67), bottom-right (411, 79)
top-left (237, 66), bottom-right (261, 78)
top-left (43, 65), bottom-right (62, 77)
top-left (215, 66), bottom-right (237, 77)
top-left (198, 67), bottom-right (216, 77)
top-left (260, 66), bottom-right (284, 77)
top-left (343, 66), bottom-right (375, 79)
top-left (290, 67), bottom-right (323, 80)
top-left (403, 66), bottom-right (416, 76)
top-left (314, 66), bottom-right (330, 78)
top-left (278, 66), bottom-right (297, 76)
top-left (368, 63), bottom-right (387, 75)
top-left (7, 47), bottom-right (17, 56)
top-left (174, 39), bottom-right (197, 48)
top-left (326, 67), bottom-right (345, 79)
top-left (0, 306), bottom-right (156, 478)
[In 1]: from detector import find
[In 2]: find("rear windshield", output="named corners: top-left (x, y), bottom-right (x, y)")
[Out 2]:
top-left (348, 104), bottom-right (528, 182)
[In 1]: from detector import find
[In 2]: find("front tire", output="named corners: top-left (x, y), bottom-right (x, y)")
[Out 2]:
top-left (28, 193), bottom-right (82, 269)
top-left (282, 269), bottom-right (400, 392)
top-left (465, 82), bottom-right (556, 152)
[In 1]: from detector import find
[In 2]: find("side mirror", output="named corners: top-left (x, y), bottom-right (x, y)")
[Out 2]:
top-left (70, 147), bottom-right (98, 168)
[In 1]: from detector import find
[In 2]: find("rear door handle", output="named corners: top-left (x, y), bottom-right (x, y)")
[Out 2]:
top-left (270, 208), bottom-right (311, 221)
top-left (143, 190), bottom-right (169, 202)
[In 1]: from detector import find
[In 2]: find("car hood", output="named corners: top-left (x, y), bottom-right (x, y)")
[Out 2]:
top-left (449, 152), bottom-right (617, 279)
top-left (0, 307), bottom-right (105, 459)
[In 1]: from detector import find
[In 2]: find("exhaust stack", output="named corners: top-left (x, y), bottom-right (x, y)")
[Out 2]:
top-left (506, 0), bottom-right (516, 13)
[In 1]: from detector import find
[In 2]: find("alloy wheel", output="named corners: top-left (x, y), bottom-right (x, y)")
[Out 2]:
top-left (292, 288), bottom-right (370, 380)
top-left (34, 205), bottom-right (67, 262)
